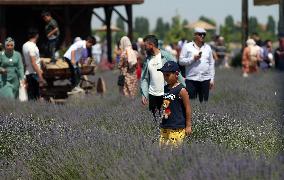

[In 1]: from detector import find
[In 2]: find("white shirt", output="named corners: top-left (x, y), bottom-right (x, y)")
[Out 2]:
top-left (64, 40), bottom-right (86, 63)
top-left (148, 53), bottom-right (164, 96)
top-left (179, 41), bottom-right (215, 82)
top-left (22, 41), bottom-right (41, 75)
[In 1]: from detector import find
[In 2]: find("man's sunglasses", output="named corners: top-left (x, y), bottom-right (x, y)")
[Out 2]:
top-left (196, 33), bottom-right (206, 37)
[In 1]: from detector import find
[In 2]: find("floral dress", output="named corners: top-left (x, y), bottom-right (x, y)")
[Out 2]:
top-left (118, 51), bottom-right (138, 97)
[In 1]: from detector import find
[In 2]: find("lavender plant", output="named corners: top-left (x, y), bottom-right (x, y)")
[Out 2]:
top-left (0, 68), bottom-right (283, 179)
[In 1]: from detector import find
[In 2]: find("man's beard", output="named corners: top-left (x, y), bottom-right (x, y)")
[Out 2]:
top-left (146, 48), bottom-right (154, 56)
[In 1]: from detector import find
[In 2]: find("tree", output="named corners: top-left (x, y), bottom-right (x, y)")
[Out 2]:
top-left (115, 17), bottom-right (126, 43)
top-left (134, 17), bottom-right (149, 39)
top-left (249, 16), bottom-right (259, 34)
top-left (154, 17), bottom-right (168, 40)
top-left (225, 15), bottom-right (235, 31)
top-left (220, 15), bottom-right (241, 43)
top-left (199, 16), bottom-right (216, 26)
top-left (164, 15), bottom-right (186, 44)
top-left (116, 17), bottom-right (125, 32)
top-left (266, 15), bottom-right (275, 34)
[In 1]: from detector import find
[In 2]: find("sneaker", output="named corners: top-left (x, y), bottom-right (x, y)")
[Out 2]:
top-left (67, 86), bottom-right (85, 95)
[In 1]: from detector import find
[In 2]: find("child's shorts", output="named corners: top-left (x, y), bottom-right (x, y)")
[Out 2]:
top-left (159, 128), bottom-right (186, 146)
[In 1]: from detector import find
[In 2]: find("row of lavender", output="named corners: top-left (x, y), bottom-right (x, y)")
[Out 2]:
top-left (1, 69), bottom-right (284, 179)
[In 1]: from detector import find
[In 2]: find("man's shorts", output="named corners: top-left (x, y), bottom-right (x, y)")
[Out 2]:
top-left (148, 94), bottom-right (163, 112)
top-left (159, 128), bottom-right (186, 146)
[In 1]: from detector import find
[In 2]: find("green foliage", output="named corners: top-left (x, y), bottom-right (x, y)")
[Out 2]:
top-left (249, 16), bottom-right (260, 34)
top-left (134, 17), bottom-right (149, 38)
top-left (266, 15), bottom-right (276, 34)
top-left (199, 15), bottom-right (216, 26)
top-left (164, 15), bottom-right (187, 44)
top-left (114, 17), bottom-right (127, 44)
top-left (154, 17), bottom-right (169, 40)
top-left (116, 17), bottom-right (125, 32)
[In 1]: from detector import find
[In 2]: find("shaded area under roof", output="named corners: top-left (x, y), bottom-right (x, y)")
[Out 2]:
top-left (0, 0), bottom-right (143, 5)
top-left (254, 0), bottom-right (279, 5)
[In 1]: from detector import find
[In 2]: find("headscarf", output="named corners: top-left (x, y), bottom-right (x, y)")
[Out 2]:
top-left (4, 37), bottom-right (15, 57)
top-left (5, 37), bottom-right (15, 47)
top-left (120, 36), bottom-right (137, 67)
top-left (246, 39), bottom-right (256, 47)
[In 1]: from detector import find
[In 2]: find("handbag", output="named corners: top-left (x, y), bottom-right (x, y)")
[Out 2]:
top-left (117, 74), bottom-right (125, 86)
top-left (19, 84), bottom-right (28, 102)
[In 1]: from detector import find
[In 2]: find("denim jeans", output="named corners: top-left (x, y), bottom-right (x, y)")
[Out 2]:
top-left (47, 38), bottom-right (58, 62)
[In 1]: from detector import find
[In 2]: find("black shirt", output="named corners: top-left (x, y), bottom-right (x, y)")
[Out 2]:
top-left (160, 84), bottom-right (186, 129)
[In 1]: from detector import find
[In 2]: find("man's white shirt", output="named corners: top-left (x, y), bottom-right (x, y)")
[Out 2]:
top-left (148, 52), bottom-right (164, 96)
top-left (22, 41), bottom-right (41, 75)
top-left (179, 41), bottom-right (215, 82)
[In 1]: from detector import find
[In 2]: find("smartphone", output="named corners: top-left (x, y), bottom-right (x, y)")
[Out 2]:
top-left (199, 51), bottom-right (202, 56)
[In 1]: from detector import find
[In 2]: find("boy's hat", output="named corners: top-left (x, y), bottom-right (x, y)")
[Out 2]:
top-left (158, 61), bottom-right (180, 72)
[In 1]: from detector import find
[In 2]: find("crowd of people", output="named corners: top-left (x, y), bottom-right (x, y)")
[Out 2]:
top-left (0, 11), bottom-right (97, 100)
top-left (113, 29), bottom-right (216, 146)
top-left (241, 32), bottom-right (284, 77)
top-left (1, 11), bottom-right (284, 147)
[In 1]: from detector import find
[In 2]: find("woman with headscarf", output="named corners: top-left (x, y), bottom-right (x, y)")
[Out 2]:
top-left (118, 36), bottom-right (138, 97)
top-left (0, 37), bottom-right (25, 98)
top-left (242, 38), bottom-right (261, 77)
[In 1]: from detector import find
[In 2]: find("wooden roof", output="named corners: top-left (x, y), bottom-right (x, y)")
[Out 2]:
top-left (254, 0), bottom-right (279, 5)
top-left (0, 0), bottom-right (144, 5)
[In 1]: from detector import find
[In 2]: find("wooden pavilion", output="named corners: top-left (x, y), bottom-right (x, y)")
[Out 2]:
top-left (0, 0), bottom-right (144, 61)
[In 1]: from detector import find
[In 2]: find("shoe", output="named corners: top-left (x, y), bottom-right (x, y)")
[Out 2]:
top-left (242, 73), bottom-right (248, 78)
top-left (67, 86), bottom-right (85, 95)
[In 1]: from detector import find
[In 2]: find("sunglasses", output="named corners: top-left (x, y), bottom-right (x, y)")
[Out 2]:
top-left (196, 33), bottom-right (206, 37)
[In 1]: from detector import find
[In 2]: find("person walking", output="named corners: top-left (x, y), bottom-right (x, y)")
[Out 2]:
top-left (0, 37), bottom-right (25, 99)
top-left (260, 39), bottom-right (274, 70)
top-left (41, 11), bottom-right (60, 64)
top-left (242, 39), bottom-right (261, 77)
top-left (179, 28), bottom-right (215, 103)
top-left (140, 34), bottom-right (185, 120)
top-left (158, 61), bottom-right (192, 147)
top-left (22, 28), bottom-right (45, 100)
top-left (118, 36), bottom-right (138, 98)
top-left (274, 36), bottom-right (284, 71)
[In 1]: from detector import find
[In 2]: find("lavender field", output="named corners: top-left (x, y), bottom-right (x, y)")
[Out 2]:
top-left (1, 68), bottom-right (284, 179)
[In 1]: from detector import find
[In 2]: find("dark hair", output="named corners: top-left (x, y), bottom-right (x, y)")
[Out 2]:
top-left (27, 28), bottom-right (39, 39)
top-left (143, 35), bottom-right (158, 48)
top-left (132, 42), bottom-right (138, 51)
top-left (251, 32), bottom-right (259, 36)
top-left (41, 11), bottom-right (51, 17)
top-left (264, 39), bottom-right (271, 44)
top-left (86, 35), bottom-right (96, 45)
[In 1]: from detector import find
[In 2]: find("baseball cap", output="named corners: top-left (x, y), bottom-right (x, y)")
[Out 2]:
top-left (194, 27), bottom-right (206, 34)
top-left (158, 61), bottom-right (180, 72)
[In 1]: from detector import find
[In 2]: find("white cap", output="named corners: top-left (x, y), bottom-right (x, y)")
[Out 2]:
top-left (194, 27), bottom-right (206, 34)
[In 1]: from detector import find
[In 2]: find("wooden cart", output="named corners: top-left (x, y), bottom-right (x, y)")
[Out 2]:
top-left (41, 58), bottom-right (96, 101)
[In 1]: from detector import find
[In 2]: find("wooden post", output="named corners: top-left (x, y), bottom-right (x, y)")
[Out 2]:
top-left (242, 0), bottom-right (249, 50)
top-left (64, 6), bottom-right (72, 47)
top-left (125, 5), bottom-right (133, 41)
top-left (279, 0), bottom-right (284, 36)
top-left (104, 6), bottom-right (113, 63)
top-left (0, 6), bottom-right (6, 44)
